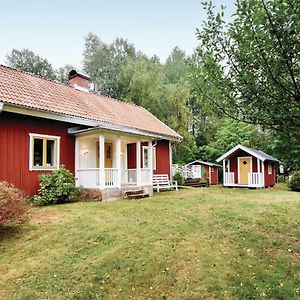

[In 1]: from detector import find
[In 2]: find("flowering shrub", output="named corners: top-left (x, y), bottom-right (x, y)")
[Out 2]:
top-left (0, 181), bottom-right (28, 226)
top-left (33, 165), bottom-right (80, 205)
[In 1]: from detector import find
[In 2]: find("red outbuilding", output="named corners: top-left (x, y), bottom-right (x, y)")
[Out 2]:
top-left (216, 144), bottom-right (279, 188)
top-left (183, 160), bottom-right (220, 185)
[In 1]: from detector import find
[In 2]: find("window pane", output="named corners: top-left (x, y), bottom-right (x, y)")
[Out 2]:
top-left (33, 138), bottom-right (43, 166)
top-left (46, 140), bottom-right (55, 166)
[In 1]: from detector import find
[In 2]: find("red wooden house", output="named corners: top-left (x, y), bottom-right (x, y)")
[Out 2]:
top-left (183, 160), bottom-right (220, 185)
top-left (216, 145), bottom-right (279, 188)
top-left (0, 65), bottom-right (181, 199)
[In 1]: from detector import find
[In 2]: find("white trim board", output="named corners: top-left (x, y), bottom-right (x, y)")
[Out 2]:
top-left (216, 144), bottom-right (278, 163)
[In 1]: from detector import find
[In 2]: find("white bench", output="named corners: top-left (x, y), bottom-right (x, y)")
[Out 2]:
top-left (153, 174), bottom-right (178, 192)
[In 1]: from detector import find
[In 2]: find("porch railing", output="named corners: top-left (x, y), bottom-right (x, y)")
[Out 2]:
top-left (105, 168), bottom-right (118, 187)
top-left (125, 168), bottom-right (152, 185)
top-left (77, 168), bottom-right (119, 188)
top-left (224, 172), bottom-right (235, 185)
top-left (248, 172), bottom-right (263, 187)
top-left (141, 168), bottom-right (152, 185)
top-left (126, 169), bottom-right (137, 184)
top-left (77, 168), bottom-right (100, 188)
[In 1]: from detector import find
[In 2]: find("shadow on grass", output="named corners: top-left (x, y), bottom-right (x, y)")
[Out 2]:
top-left (0, 224), bottom-right (26, 243)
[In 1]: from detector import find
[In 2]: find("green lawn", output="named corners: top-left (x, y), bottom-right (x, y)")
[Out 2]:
top-left (0, 185), bottom-right (299, 300)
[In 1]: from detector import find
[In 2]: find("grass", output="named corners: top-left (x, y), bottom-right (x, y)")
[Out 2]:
top-left (0, 184), bottom-right (299, 300)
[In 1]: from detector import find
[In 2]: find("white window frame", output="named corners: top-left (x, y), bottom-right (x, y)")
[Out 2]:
top-left (153, 146), bottom-right (156, 171)
top-left (29, 133), bottom-right (61, 171)
top-left (268, 162), bottom-right (272, 175)
top-left (142, 146), bottom-right (149, 169)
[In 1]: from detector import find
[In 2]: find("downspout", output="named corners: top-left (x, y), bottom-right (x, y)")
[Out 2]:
top-left (0, 102), bottom-right (4, 113)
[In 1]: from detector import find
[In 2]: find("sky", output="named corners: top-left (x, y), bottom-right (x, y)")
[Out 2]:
top-left (0, 0), bottom-right (236, 69)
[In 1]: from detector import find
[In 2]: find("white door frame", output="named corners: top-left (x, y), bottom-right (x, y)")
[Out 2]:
top-left (237, 156), bottom-right (252, 185)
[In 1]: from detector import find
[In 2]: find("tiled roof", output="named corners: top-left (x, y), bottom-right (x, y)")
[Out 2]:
top-left (216, 144), bottom-right (279, 163)
top-left (0, 65), bottom-right (180, 139)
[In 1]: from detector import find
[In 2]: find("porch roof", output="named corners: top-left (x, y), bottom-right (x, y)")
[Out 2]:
top-left (216, 144), bottom-right (279, 163)
top-left (0, 65), bottom-right (181, 141)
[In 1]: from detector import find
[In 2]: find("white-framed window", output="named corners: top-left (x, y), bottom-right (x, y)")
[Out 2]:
top-left (153, 146), bottom-right (156, 170)
top-left (268, 162), bottom-right (272, 175)
top-left (142, 146), bottom-right (149, 168)
top-left (29, 133), bottom-right (60, 171)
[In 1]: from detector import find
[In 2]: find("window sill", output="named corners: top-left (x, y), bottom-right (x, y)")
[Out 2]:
top-left (30, 167), bottom-right (58, 171)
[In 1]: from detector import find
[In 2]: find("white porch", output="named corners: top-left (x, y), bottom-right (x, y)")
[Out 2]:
top-left (75, 133), bottom-right (153, 190)
top-left (223, 158), bottom-right (265, 188)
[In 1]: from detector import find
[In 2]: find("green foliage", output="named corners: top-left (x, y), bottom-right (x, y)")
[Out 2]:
top-left (83, 33), bottom-right (139, 99)
top-left (0, 181), bottom-right (28, 226)
top-left (193, 0), bottom-right (300, 135)
top-left (6, 49), bottom-right (57, 80)
top-left (33, 165), bottom-right (80, 205)
top-left (197, 119), bottom-right (263, 162)
top-left (288, 171), bottom-right (300, 192)
top-left (173, 172), bottom-right (184, 186)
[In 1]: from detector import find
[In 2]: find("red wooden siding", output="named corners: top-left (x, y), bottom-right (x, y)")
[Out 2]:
top-left (127, 143), bottom-right (136, 169)
top-left (203, 165), bottom-right (218, 185)
top-left (127, 140), bottom-right (171, 178)
top-left (0, 112), bottom-right (75, 195)
top-left (264, 162), bottom-right (276, 187)
top-left (210, 166), bottom-right (219, 185)
top-left (153, 140), bottom-right (170, 177)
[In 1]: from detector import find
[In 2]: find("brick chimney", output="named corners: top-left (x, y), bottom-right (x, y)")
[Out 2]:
top-left (68, 70), bottom-right (90, 92)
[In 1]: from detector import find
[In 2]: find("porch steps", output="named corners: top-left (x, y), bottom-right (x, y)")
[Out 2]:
top-left (123, 189), bottom-right (150, 200)
top-left (184, 179), bottom-right (209, 188)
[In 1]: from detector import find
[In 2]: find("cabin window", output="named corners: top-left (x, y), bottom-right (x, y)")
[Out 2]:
top-left (29, 134), bottom-right (60, 170)
top-left (211, 167), bottom-right (214, 172)
top-left (142, 146), bottom-right (149, 168)
top-left (268, 162), bottom-right (272, 175)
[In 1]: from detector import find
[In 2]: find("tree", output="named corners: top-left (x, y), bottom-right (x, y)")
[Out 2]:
top-left (6, 49), bottom-right (57, 80)
top-left (198, 119), bottom-right (264, 162)
top-left (193, 0), bottom-right (300, 131)
top-left (57, 64), bottom-right (76, 84)
top-left (83, 33), bottom-right (139, 98)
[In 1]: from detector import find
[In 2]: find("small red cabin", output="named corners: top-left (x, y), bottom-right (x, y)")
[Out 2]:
top-left (183, 160), bottom-right (220, 185)
top-left (216, 145), bottom-right (278, 188)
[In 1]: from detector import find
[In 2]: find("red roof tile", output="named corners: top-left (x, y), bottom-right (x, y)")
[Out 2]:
top-left (0, 65), bottom-right (180, 139)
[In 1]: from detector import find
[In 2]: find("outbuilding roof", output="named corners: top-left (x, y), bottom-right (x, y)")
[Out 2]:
top-left (185, 160), bottom-right (222, 168)
top-left (216, 144), bottom-right (279, 163)
top-left (0, 65), bottom-right (181, 140)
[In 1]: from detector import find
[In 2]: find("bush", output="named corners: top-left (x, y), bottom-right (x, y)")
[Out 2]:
top-left (173, 172), bottom-right (184, 186)
top-left (0, 181), bottom-right (28, 226)
top-left (33, 165), bottom-right (80, 205)
top-left (288, 171), bottom-right (300, 192)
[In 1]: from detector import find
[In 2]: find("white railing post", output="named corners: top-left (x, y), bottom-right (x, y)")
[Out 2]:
top-left (223, 160), bottom-right (226, 185)
top-left (116, 137), bottom-right (122, 188)
top-left (99, 134), bottom-right (105, 189)
top-left (75, 137), bottom-right (80, 187)
top-left (136, 141), bottom-right (141, 186)
top-left (148, 140), bottom-right (153, 185)
top-left (262, 161), bottom-right (265, 187)
top-left (257, 159), bottom-right (261, 186)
